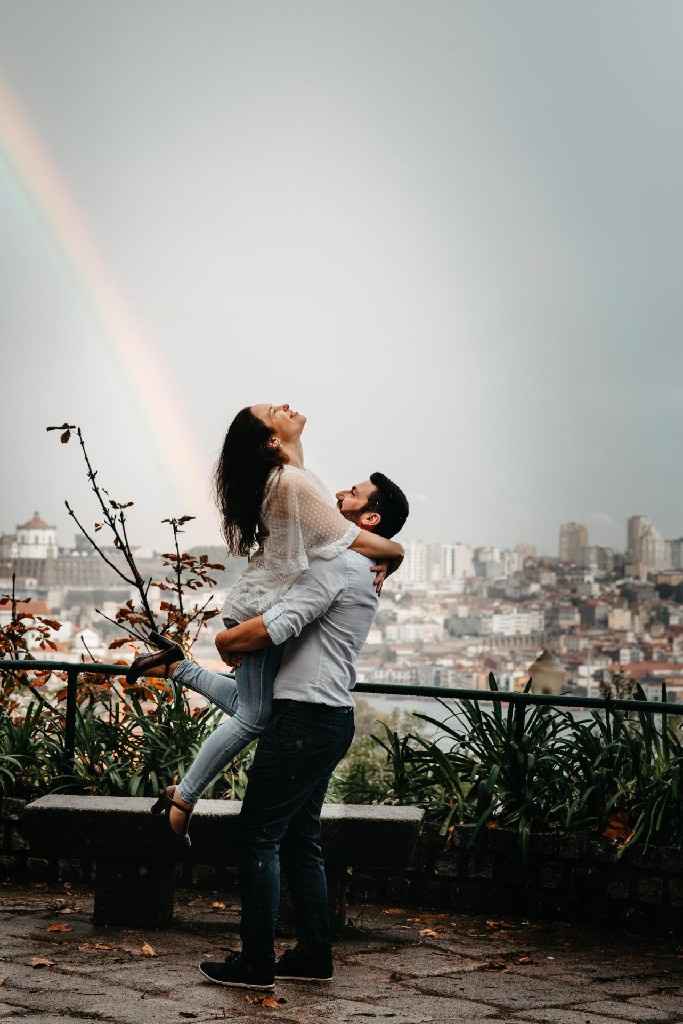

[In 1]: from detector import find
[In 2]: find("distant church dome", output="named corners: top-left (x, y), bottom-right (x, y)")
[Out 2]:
top-left (15, 512), bottom-right (58, 560)
top-left (17, 511), bottom-right (52, 531)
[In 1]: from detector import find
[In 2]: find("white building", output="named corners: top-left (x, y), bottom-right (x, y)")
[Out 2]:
top-left (487, 609), bottom-right (544, 636)
top-left (397, 541), bottom-right (430, 586)
top-left (428, 542), bottom-right (475, 583)
top-left (14, 513), bottom-right (58, 559)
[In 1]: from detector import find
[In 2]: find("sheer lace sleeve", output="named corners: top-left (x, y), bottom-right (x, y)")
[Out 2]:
top-left (262, 466), bottom-right (360, 574)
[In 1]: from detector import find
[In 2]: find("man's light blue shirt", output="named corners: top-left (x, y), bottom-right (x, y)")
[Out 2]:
top-left (262, 549), bottom-right (379, 707)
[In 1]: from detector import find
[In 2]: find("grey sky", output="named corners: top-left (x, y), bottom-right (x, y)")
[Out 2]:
top-left (1, 1), bottom-right (681, 554)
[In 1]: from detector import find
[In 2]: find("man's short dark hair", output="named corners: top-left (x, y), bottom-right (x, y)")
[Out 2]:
top-left (365, 472), bottom-right (409, 539)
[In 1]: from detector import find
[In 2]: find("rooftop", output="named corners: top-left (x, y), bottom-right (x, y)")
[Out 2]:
top-left (17, 511), bottom-right (53, 531)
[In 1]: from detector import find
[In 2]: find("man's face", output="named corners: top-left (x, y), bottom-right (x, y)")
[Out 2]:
top-left (336, 480), bottom-right (378, 527)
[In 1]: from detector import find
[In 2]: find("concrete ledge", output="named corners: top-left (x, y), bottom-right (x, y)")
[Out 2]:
top-left (22, 796), bottom-right (424, 869)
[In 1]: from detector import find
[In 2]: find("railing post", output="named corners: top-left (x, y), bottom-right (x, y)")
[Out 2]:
top-left (63, 665), bottom-right (79, 777)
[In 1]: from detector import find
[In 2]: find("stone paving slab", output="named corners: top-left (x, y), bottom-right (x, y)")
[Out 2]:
top-left (412, 971), bottom-right (585, 1010)
top-left (1, 883), bottom-right (683, 1024)
top-left (572, 1000), bottom-right (678, 1021)
top-left (513, 1012), bottom-right (677, 1024)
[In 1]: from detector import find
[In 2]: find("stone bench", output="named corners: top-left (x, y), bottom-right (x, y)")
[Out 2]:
top-left (21, 796), bottom-right (424, 928)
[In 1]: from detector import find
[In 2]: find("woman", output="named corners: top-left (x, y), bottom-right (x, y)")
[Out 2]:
top-left (130, 403), bottom-right (403, 843)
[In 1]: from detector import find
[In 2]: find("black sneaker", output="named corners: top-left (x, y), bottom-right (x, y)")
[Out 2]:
top-left (198, 951), bottom-right (274, 990)
top-left (275, 945), bottom-right (333, 982)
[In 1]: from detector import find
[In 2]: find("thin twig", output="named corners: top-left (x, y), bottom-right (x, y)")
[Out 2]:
top-left (65, 501), bottom-right (135, 584)
top-left (95, 609), bottom-right (149, 644)
top-left (75, 427), bottom-right (156, 630)
top-left (172, 521), bottom-right (185, 617)
top-left (188, 596), bottom-right (217, 643)
top-left (80, 635), bottom-right (99, 663)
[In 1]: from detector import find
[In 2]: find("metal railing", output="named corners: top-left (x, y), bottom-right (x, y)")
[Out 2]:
top-left (1, 659), bottom-right (682, 775)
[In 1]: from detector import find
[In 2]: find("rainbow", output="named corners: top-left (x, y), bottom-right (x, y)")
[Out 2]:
top-left (0, 76), bottom-right (209, 519)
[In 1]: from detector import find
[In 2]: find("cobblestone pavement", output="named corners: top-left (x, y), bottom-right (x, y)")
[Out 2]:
top-left (1, 882), bottom-right (682, 1023)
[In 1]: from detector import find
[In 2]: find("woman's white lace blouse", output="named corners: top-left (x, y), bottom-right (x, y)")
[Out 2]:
top-left (222, 465), bottom-right (360, 622)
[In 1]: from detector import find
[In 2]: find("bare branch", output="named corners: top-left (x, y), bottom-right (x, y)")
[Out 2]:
top-left (80, 635), bottom-right (100, 663)
top-left (95, 608), bottom-right (149, 643)
top-left (64, 501), bottom-right (135, 584)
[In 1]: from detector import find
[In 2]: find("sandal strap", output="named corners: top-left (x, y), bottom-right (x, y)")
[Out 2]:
top-left (168, 796), bottom-right (193, 815)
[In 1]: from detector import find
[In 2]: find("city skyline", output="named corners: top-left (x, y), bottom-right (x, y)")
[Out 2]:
top-left (3, 504), bottom-right (681, 567)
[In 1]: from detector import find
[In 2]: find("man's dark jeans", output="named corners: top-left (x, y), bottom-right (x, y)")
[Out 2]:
top-left (238, 698), bottom-right (355, 969)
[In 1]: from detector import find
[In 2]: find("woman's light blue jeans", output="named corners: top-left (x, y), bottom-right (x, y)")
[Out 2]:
top-left (172, 642), bottom-right (283, 804)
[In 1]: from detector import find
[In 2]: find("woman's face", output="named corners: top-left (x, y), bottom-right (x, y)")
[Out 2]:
top-left (252, 403), bottom-right (307, 444)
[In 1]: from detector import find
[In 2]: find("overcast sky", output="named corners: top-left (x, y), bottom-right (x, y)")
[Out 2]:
top-left (1, 1), bottom-right (681, 554)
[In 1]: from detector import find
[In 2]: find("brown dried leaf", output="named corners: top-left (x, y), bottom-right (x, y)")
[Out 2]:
top-left (517, 955), bottom-right (533, 965)
top-left (108, 637), bottom-right (133, 649)
top-left (210, 901), bottom-right (226, 911)
top-left (31, 957), bottom-right (54, 968)
top-left (47, 922), bottom-right (72, 933)
top-left (245, 995), bottom-right (286, 1008)
top-left (419, 928), bottom-right (439, 939)
top-left (140, 942), bottom-right (157, 957)
top-left (39, 618), bottom-right (62, 630)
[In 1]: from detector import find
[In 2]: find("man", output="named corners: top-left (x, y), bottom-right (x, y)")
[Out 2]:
top-left (198, 471), bottom-right (409, 991)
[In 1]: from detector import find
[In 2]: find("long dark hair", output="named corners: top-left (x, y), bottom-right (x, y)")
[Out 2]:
top-left (215, 407), bottom-right (285, 556)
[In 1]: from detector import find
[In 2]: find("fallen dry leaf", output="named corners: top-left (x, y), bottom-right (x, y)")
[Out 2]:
top-left (30, 957), bottom-right (54, 968)
top-left (0, 977), bottom-right (6, 986)
top-left (517, 955), bottom-right (533, 965)
top-left (140, 942), bottom-right (157, 957)
top-left (244, 994), bottom-right (287, 1008)
top-left (485, 919), bottom-right (502, 930)
top-left (47, 922), bottom-right (73, 933)
top-left (210, 900), bottom-right (226, 910)
top-left (383, 908), bottom-right (403, 916)
top-left (419, 928), bottom-right (440, 939)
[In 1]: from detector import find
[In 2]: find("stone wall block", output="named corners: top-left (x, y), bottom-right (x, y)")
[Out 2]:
top-left (668, 876), bottom-right (683, 907)
top-left (557, 833), bottom-right (589, 861)
top-left (606, 872), bottom-right (633, 902)
top-left (25, 857), bottom-right (51, 881)
top-left (636, 876), bottom-right (664, 905)
top-left (586, 839), bottom-right (618, 864)
top-left (434, 851), bottom-right (461, 879)
top-left (465, 851), bottom-right (494, 879)
top-left (528, 833), bottom-right (559, 858)
top-left (9, 828), bottom-right (29, 852)
top-left (538, 860), bottom-right (564, 890)
top-left (2, 798), bottom-right (27, 818)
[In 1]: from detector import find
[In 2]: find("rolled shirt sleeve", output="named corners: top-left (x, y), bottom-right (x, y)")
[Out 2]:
top-left (262, 558), bottom-right (346, 645)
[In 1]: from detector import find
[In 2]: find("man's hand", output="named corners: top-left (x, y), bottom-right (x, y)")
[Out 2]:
top-left (371, 561), bottom-right (388, 595)
top-left (215, 617), bottom-right (271, 664)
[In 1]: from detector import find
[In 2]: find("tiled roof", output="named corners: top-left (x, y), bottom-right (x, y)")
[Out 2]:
top-left (17, 512), bottom-right (53, 530)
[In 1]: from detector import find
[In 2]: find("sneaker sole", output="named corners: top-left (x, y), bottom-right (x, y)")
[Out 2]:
top-left (275, 974), bottom-right (332, 982)
top-left (198, 964), bottom-right (274, 991)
